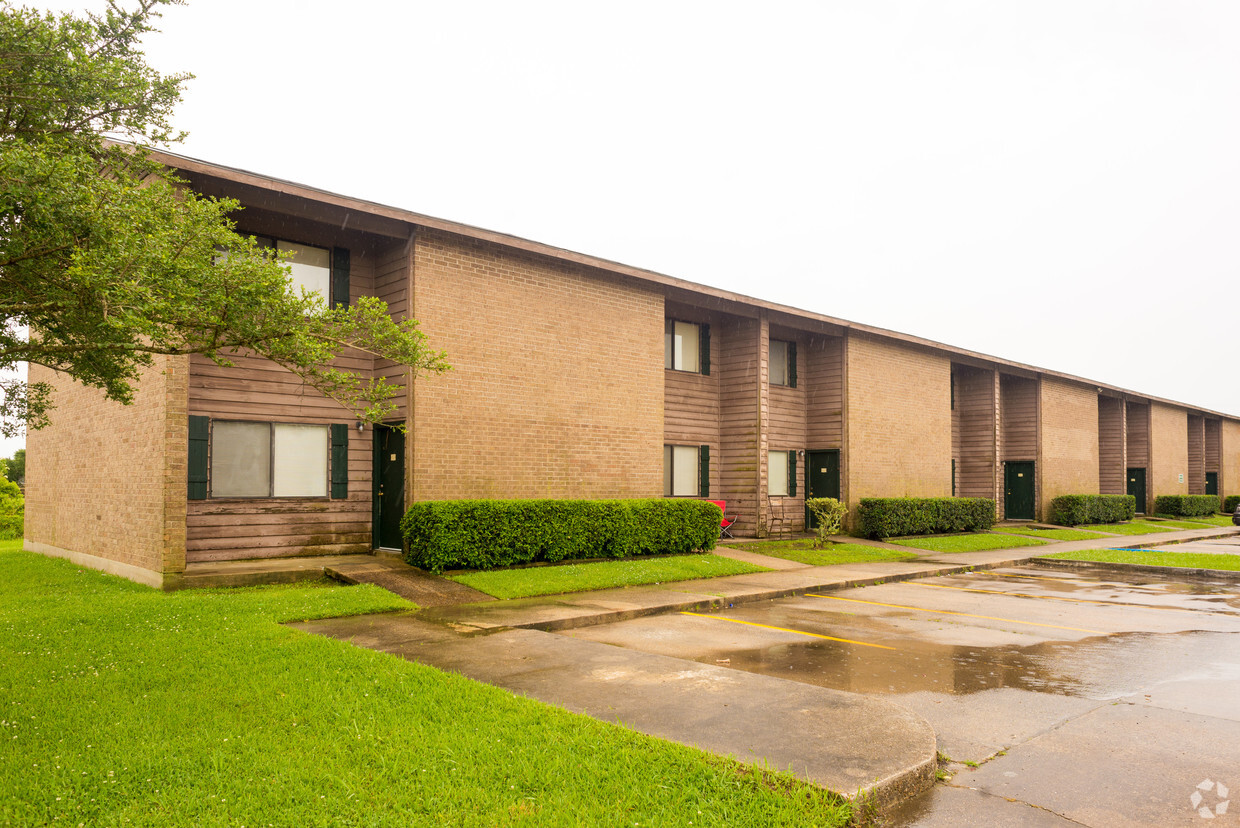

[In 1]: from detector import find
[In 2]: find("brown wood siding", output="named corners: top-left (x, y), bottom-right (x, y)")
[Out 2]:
top-left (1000, 375), bottom-right (1037, 461)
top-left (719, 317), bottom-right (760, 535)
top-left (186, 228), bottom-right (384, 563)
top-left (1098, 397), bottom-right (1125, 495)
top-left (1188, 413), bottom-right (1205, 494)
top-left (767, 330), bottom-right (808, 531)
top-left (806, 335), bottom-right (844, 449)
top-left (954, 365), bottom-right (997, 499)
top-left (1206, 419), bottom-right (1221, 473)
top-left (1126, 401), bottom-right (1149, 467)
top-left (185, 427), bottom-right (372, 562)
top-left (374, 237), bottom-right (411, 422)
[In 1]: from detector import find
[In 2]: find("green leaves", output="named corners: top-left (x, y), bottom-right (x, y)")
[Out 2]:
top-left (0, 2), bottom-right (447, 434)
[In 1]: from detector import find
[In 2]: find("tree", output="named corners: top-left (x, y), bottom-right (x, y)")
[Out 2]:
top-left (4, 448), bottom-right (23, 485)
top-left (0, 0), bottom-right (447, 437)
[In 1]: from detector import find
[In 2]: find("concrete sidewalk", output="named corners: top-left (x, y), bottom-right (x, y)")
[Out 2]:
top-left (293, 524), bottom-right (1237, 812)
top-left (416, 525), bottom-right (1238, 633)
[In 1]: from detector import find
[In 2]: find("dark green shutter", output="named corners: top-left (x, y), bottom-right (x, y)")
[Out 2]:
top-left (331, 247), bottom-right (350, 308)
top-left (699, 445), bottom-right (710, 498)
top-left (330, 424), bottom-right (349, 499)
top-left (188, 415), bottom-right (209, 500)
top-left (788, 341), bottom-right (797, 388)
top-left (788, 450), bottom-right (797, 497)
top-left (699, 324), bottom-right (710, 376)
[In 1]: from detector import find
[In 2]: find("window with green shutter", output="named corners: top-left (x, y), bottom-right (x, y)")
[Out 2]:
top-left (331, 247), bottom-right (350, 308)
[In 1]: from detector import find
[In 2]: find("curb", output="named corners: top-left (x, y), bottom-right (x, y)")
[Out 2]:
top-left (1030, 556), bottom-right (1240, 582)
top-left (503, 564), bottom-right (981, 632)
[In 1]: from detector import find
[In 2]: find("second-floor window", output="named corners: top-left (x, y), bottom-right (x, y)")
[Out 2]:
top-left (770, 339), bottom-right (796, 387)
top-left (665, 319), bottom-right (710, 374)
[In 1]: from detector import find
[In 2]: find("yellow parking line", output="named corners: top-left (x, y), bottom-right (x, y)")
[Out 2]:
top-left (679, 612), bottom-right (895, 650)
top-left (805, 594), bottom-right (1106, 634)
top-left (909, 581), bottom-right (1112, 606)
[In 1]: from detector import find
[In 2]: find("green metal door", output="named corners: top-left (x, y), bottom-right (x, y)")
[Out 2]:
top-left (1004, 461), bottom-right (1035, 520)
top-left (373, 425), bottom-right (406, 550)
top-left (1206, 472), bottom-right (1218, 497)
top-left (805, 450), bottom-right (841, 529)
top-left (1127, 468), bottom-right (1147, 515)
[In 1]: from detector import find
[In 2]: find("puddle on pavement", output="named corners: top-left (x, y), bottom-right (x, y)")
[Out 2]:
top-left (690, 629), bottom-right (1240, 699)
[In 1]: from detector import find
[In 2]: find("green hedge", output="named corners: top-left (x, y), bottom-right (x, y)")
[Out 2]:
top-left (400, 498), bottom-right (722, 573)
top-left (1047, 494), bottom-right (1136, 526)
top-left (855, 497), bottom-right (995, 539)
top-left (0, 514), bottom-right (21, 540)
top-left (1224, 495), bottom-right (1240, 514)
top-left (1152, 494), bottom-right (1220, 517)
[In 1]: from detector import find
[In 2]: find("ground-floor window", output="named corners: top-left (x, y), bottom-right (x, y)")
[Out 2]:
top-left (188, 416), bottom-right (350, 500)
top-left (768, 449), bottom-right (797, 497)
top-left (664, 444), bottom-right (708, 497)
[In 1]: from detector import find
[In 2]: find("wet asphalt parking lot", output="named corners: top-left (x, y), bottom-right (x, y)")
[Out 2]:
top-left (562, 565), bottom-right (1240, 827)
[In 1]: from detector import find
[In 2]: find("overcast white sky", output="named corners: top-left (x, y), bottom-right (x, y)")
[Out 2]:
top-left (14, 1), bottom-right (1240, 458)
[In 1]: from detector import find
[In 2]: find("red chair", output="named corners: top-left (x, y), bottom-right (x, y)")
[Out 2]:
top-left (706, 499), bottom-right (736, 539)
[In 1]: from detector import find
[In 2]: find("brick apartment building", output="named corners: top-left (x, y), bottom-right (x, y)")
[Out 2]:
top-left (24, 150), bottom-right (1240, 588)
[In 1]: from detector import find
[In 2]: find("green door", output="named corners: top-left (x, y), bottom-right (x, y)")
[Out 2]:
top-left (1127, 467), bottom-right (1147, 515)
top-left (1004, 461), bottom-right (1035, 520)
top-left (373, 425), bottom-right (406, 550)
top-left (805, 450), bottom-right (841, 529)
top-left (1206, 472), bottom-right (1219, 497)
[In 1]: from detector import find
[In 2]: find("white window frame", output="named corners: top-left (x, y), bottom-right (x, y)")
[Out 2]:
top-left (768, 450), bottom-right (790, 497)
top-left (770, 339), bottom-right (792, 387)
top-left (663, 445), bottom-right (701, 497)
top-left (664, 319), bottom-right (701, 373)
top-left (209, 420), bottom-right (330, 499)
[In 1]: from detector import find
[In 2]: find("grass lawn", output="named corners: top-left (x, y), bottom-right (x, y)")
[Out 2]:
top-left (1041, 548), bottom-right (1240, 572)
top-left (1079, 521), bottom-right (1178, 535)
top-left (1166, 514), bottom-right (1237, 528)
top-left (991, 526), bottom-right (1108, 541)
top-left (447, 554), bottom-right (768, 599)
top-left (887, 534), bottom-right (1046, 553)
top-left (726, 539), bottom-right (918, 567)
top-left (0, 542), bottom-right (852, 826)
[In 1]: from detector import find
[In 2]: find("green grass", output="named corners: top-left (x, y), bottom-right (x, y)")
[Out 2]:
top-left (1041, 548), bottom-right (1240, 572)
top-left (887, 533), bottom-right (1047, 553)
top-left (991, 526), bottom-right (1108, 541)
top-left (726, 539), bottom-right (918, 566)
top-left (0, 542), bottom-right (849, 826)
top-left (1166, 514), bottom-right (1236, 527)
top-left (448, 554), bottom-right (769, 599)
top-left (1145, 518), bottom-right (1226, 530)
top-left (1078, 521), bottom-right (1178, 535)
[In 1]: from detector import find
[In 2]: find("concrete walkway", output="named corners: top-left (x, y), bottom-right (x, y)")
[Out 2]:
top-left (291, 524), bottom-right (1238, 811)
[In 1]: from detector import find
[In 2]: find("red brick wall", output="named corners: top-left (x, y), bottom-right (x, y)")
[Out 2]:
top-left (845, 333), bottom-right (952, 511)
top-left (410, 228), bottom-right (664, 500)
top-left (25, 355), bottom-right (188, 583)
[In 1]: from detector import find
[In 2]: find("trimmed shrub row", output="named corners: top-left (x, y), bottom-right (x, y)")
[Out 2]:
top-left (856, 497), bottom-right (995, 539)
top-left (400, 498), bottom-right (722, 573)
top-left (1047, 494), bottom-right (1135, 526)
top-left (1224, 495), bottom-right (1240, 514)
top-left (1152, 494), bottom-right (1220, 517)
top-left (0, 514), bottom-right (21, 540)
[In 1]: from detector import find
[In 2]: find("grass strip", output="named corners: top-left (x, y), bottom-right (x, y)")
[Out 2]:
top-left (887, 534), bottom-right (1046, 553)
top-left (1165, 514), bottom-right (1236, 528)
top-left (0, 542), bottom-right (850, 826)
top-left (1078, 521), bottom-right (1177, 535)
top-left (724, 540), bottom-right (918, 567)
top-left (448, 553), bottom-right (768, 599)
top-left (991, 527), bottom-right (1108, 541)
top-left (1041, 548), bottom-right (1240, 572)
